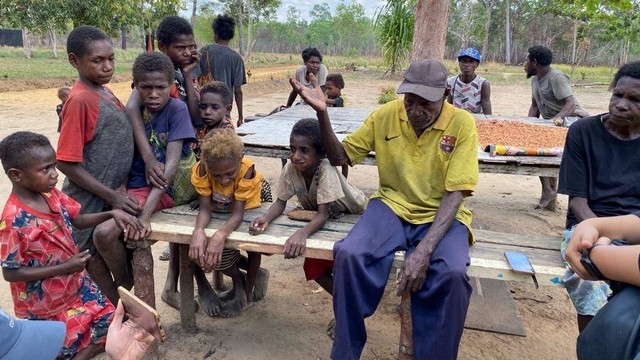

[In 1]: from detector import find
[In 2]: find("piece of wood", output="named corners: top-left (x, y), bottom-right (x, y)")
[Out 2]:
top-left (464, 277), bottom-right (526, 336)
top-left (398, 293), bottom-right (414, 359)
top-left (178, 244), bottom-right (196, 332)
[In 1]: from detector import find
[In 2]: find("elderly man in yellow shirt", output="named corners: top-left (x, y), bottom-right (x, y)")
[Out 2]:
top-left (290, 59), bottom-right (478, 360)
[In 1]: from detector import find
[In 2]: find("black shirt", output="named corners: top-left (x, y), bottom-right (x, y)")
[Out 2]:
top-left (558, 114), bottom-right (640, 228)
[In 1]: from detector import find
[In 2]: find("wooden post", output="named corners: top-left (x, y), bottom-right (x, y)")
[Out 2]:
top-left (398, 292), bottom-right (414, 359)
top-left (132, 247), bottom-right (155, 308)
top-left (179, 244), bottom-right (197, 332)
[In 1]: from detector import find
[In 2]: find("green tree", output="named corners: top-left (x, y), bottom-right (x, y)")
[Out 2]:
top-left (374, 0), bottom-right (415, 74)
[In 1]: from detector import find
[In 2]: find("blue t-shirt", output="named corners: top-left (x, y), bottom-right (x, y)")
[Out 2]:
top-left (127, 98), bottom-right (195, 190)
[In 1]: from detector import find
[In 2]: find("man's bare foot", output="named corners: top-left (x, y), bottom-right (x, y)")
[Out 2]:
top-left (219, 274), bottom-right (248, 318)
top-left (326, 318), bottom-right (336, 340)
top-left (535, 193), bottom-right (557, 211)
top-left (197, 291), bottom-right (223, 317)
top-left (253, 268), bottom-right (269, 302)
top-left (161, 289), bottom-right (199, 311)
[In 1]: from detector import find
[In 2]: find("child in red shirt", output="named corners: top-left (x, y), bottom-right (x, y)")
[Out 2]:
top-left (0, 131), bottom-right (142, 359)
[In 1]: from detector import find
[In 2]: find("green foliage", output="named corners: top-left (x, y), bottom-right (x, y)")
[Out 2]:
top-left (378, 86), bottom-right (397, 104)
top-left (374, 0), bottom-right (414, 75)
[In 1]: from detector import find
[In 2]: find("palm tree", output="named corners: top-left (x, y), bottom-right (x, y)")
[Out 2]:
top-left (374, 0), bottom-right (415, 75)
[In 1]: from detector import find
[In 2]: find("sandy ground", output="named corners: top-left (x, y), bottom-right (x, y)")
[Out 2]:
top-left (0, 69), bottom-right (612, 359)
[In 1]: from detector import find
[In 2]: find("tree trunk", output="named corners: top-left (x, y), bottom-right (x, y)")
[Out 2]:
top-left (481, 0), bottom-right (493, 60)
top-left (191, 0), bottom-right (198, 27)
top-left (571, 19), bottom-right (578, 64)
top-left (247, 0), bottom-right (252, 58)
top-left (237, 0), bottom-right (245, 56)
top-left (504, 0), bottom-right (511, 64)
top-left (49, 29), bottom-right (57, 58)
top-left (410, 0), bottom-right (451, 61)
top-left (121, 26), bottom-right (128, 50)
top-left (22, 27), bottom-right (32, 58)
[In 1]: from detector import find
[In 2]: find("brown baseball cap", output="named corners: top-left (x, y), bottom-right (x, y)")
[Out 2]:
top-left (396, 59), bottom-right (448, 101)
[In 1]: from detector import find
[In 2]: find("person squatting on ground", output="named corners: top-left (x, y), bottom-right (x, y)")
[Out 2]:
top-left (447, 47), bottom-right (492, 115)
top-left (290, 58), bottom-right (479, 360)
top-left (524, 45), bottom-right (589, 211)
top-left (558, 60), bottom-right (640, 333)
top-left (0, 131), bottom-right (143, 359)
top-left (189, 129), bottom-right (270, 317)
top-left (249, 118), bottom-right (367, 338)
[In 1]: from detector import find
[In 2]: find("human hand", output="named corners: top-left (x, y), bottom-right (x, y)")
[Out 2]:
top-left (552, 117), bottom-right (564, 127)
top-left (249, 216), bottom-right (268, 235)
top-left (189, 228), bottom-right (207, 266)
top-left (236, 116), bottom-right (244, 128)
top-left (182, 51), bottom-right (200, 75)
top-left (111, 209), bottom-right (145, 235)
top-left (65, 250), bottom-right (91, 274)
top-left (106, 300), bottom-right (155, 360)
top-left (126, 216), bottom-right (152, 242)
top-left (203, 230), bottom-right (227, 270)
top-left (145, 159), bottom-right (167, 189)
top-left (566, 223), bottom-right (602, 279)
top-left (283, 230), bottom-right (307, 259)
top-left (289, 73), bottom-right (327, 113)
top-left (111, 192), bottom-right (141, 216)
top-left (396, 248), bottom-right (431, 296)
top-left (189, 198), bottom-right (200, 211)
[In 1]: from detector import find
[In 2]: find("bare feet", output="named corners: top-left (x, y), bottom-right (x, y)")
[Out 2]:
top-left (197, 290), bottom-right (223, 317)
top-left (253, 268), bottom-right (270, 302)
top-left (535, 193), bottom-right (557, 211)
top-left (161, 289), bottom-right (199, 312)
top-left (219, 274), bottom-right (248, 318)
top-left (326, 318), bottom-right (336, 340)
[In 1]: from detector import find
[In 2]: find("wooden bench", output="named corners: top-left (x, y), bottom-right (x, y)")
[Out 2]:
top-left (145, 204), bottom-right (565, 358)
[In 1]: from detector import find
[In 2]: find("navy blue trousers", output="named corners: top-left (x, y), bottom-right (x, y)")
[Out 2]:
top-left (331, 199), bottom-right (472, 360)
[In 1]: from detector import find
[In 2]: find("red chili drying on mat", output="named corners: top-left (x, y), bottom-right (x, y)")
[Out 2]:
top-left (476, 120), bottom-right (568, 148)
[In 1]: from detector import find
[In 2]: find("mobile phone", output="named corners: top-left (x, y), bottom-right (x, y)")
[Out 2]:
top-left (117, 287), bottom-right (167, 343)
top-left (504, 251), bottom-right (535, 275)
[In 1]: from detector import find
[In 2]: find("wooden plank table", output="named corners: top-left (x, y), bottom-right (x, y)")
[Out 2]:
top-left (237, 106), bottom-right (562, 177)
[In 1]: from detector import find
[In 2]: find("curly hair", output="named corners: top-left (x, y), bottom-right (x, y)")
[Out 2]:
top-left (67, 25), bottom-right (111, 59)
top-left (291, 118), bottom-right (324, 156)
top-left (326, 74), bottom-right (344, 89)
top-left (201, 128), bottom-right (244, 165)
top-left (612, 61), bottom-right (640, 89)
top-left (212, 14), bottom-right (235, 41)
top-left (0, 131), bottom-right (51, 172)
top-left (157, 15), bottom-right (193, 46)
top-left (132, 52), bottom-right (175, 85)
top-left (200, 81), bottom-right (232, 105)
top-left (527, 45), bottom-right (553, 66)
top-left (57, 87), bottom-right (70, 101)
top-left (302, 47), bottom-right (322, 63)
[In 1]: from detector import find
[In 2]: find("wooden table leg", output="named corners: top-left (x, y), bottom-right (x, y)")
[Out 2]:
top-left (179, 244), bottom-right (197, 332)
top-left (398, 292), bottom-right (414, 360)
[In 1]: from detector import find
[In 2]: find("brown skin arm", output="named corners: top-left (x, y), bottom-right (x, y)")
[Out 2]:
top-left (234, 86), bottom-right (244, 127)
top-left (2, 250), bottom-right (91, 282)
top-left (481, 80), bottom-right (492, 115)
top-left (286, 89), bottom-right (298, 107)
top-left (249, 199), bottom-right (287, 235)
top-left (57, 161), bottom-right (141, 215)
top-left (396, 190), bottom-right (464, 295)
top-left (528, 96), bottom-right (541, 118)
top-left (126, 90), bottom-right (168, 189)
top-left (289, 74), bottom-right (351, 166)
top-left (569, 196), bottom-right (597, 223)
top-left (283, 203), bottom-right (330, 259)
top-left (181, 58), bottom-right (203, 128)
top-left (555, 95), bottom-right (577, 119)
top-left (72, 210), bottom-right (144, 235)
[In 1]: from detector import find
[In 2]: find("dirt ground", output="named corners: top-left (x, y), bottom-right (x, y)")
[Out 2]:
top-left (0, 68), bottom-right (612, 359)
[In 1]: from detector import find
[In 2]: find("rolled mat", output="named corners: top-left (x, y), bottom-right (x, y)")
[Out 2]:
top-left (485, 144), bottom-right (563, 157)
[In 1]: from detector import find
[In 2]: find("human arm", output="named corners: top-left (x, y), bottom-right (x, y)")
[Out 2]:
top-left (566, 214), bottom-right (640, 281)
top-left (554, 95), bottom-right (577, 119)
top-left (286, 89), bottom-right (297, 108)
top-left (2, 250), bottom-right (91, 282)
top-left (283, 203), bottom-right (330, 259)
top-left (126, 90), bottom-right (167, 189)
top-left (481, 80), bottom-right (492, 115)
top-left (72, 209), bottom-right (144, 236)
top-left (181, 55), bottom-right (203, 128)
top-left (249, 199), bottom-right (287, 235)
top-left (105, 300), bottom-right (155, 360)
top-left (127, 140), bottom-right (183, 241)
top-left (234, 86), bottom-right (244, 127)
top-left (289, 74), bottom-right (351, 166)
top-left (56, 161), bottom-right (141, 215)
top-left (528, 96), bottom-right (540, 118)
top-left (202, 200), bottom-right (246, 270)
top-left (189, 190), bottom-right (212, 267)
top-left (396, 190), bottom-right (464, 295)
top-left (568, 197), bottom-right (597, 223)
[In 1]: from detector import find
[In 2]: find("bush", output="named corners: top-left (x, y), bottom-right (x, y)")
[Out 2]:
top-left (378, 86), bottom-right (397, 104)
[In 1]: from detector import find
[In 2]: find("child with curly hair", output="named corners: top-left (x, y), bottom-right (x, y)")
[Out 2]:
top-left (189, 128), bottom-right (268, 317)
top-left (249, 118), bottom-right (367, 338)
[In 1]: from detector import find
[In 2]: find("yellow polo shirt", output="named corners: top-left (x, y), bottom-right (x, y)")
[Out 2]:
top-left (342, 100), bottom-right (478, 234)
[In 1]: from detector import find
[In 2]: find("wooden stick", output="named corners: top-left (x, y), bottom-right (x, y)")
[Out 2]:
top-left (179, 244), bottom-right (197, 332)
top-left (398, 292), bottom-right (414, 359)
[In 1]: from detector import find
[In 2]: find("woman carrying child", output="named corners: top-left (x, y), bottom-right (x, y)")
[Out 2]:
top-left (249, 118), bottom-right (367, 337)
top-left (189, 128), bottom-right (269, 317)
